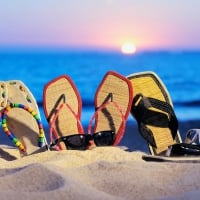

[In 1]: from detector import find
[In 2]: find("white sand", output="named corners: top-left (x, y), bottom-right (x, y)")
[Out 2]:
top-left (0, 146), bottom-right (200, 200)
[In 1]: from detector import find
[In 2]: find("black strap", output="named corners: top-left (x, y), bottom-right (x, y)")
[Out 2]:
top-left (131, 93), bottom-right (178, 148)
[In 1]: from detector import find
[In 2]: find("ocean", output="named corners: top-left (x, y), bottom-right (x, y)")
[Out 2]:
top-left (1, 49), bottom-right (200, 127)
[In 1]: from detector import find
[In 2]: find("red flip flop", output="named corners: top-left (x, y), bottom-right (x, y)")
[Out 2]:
top-left (43, 75), bottom-right (84, 150)
top-left (88, 71), bottom-right (133, 146)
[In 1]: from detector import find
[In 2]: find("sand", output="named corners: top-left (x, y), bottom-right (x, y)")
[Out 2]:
top-left (0, 120), bottom-right (200, 200)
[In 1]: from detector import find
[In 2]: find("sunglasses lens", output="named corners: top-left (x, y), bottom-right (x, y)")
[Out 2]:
top-left (63, 134), bottom-right (89, 150)
top-left (93, 131), bottom-right (115, 146)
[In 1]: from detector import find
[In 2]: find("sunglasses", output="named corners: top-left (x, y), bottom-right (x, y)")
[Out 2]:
top-left (50, 130), bottom-right (115, 150)
top-left (169, 143), bottom-right (200, 156)
top-left (185, 129), bottom-right (200, 145)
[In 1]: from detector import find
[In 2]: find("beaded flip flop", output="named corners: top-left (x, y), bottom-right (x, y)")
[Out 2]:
top-left (2, 80), bottom-right (48, 157)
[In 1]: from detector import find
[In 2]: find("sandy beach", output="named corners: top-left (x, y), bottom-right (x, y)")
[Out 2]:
top-left (0, 119), bottom-right (200, 200)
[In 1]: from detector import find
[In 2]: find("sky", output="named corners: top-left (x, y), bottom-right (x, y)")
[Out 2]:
top-left (0, 0), bottom-right (200, 52)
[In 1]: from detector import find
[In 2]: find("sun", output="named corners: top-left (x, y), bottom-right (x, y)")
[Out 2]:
top-left (121, 42), bottom-right (137, 55)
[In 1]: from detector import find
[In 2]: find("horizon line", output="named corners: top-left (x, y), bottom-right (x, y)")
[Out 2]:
top-left (0, 45), bottom-right (200, 54)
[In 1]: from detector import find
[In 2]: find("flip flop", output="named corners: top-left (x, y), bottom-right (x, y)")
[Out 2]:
top-left (127, 71), bottom-right (182, 155)
top-left (43, 75), bottom-right (84, 150)
top-left (88, 71), bottom-right (133, 146)
top-left (2, 80), bottom-right (48, 157)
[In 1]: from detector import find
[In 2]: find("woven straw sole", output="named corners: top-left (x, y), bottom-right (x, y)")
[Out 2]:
top-left (94, 71), bottom-right (133, 145)
top-left (127, 71), bottom-right (182, 155)
top-left (43, 75), bottom-right (83, 149)
top-left (5, 80), bottom-right (47, 156)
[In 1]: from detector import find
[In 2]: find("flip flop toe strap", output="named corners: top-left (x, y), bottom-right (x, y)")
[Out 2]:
top-left (132, 93), bottom-right (178, 148)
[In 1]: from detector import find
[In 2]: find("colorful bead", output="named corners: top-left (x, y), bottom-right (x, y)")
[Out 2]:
top-left (6, 106), bottom-right (11, 111)
top-left (23, 105), bottom-right (29, 110)
top-left (19, 144), bottom-right (25, 151)
top-left (28, 108), bottom-right (33, 113)
top-left (2, 117), bottom-right (7, 122)
top-left (31, 111), bottom-right (36, 116)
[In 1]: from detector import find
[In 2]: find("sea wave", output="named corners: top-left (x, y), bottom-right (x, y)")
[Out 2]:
top-left (1, 50), bottom-right (200, 122)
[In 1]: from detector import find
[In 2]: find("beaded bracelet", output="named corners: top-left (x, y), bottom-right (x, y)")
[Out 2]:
top-left (1, 103), bottom-right (45, 154)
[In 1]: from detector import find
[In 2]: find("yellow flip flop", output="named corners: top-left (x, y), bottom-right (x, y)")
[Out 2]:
top-left (127, 71), bottom-right (182, 155)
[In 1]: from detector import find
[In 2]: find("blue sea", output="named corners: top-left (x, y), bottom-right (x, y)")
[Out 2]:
top-left (1, 49), bottom-right (200, 127)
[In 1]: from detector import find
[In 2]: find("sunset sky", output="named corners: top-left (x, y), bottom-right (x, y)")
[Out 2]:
top-left (1, 0), bottom-right (200, 52)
